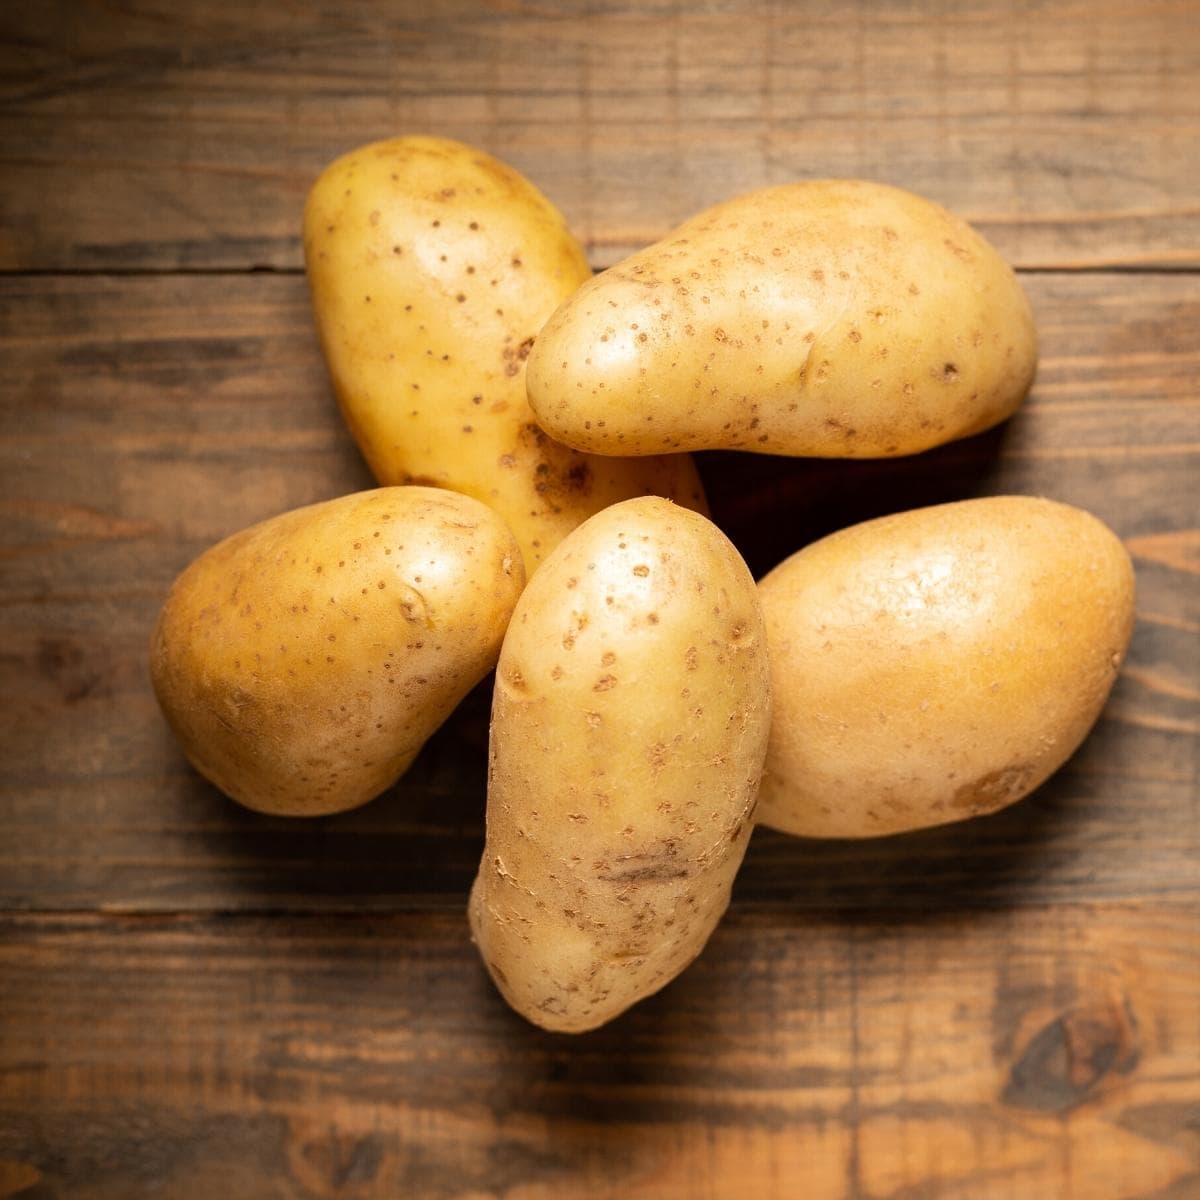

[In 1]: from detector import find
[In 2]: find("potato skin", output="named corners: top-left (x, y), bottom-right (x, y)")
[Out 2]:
top-left (303, 136), bottom-right (707, 573)
top-left (150, 488), bottom-right (524, 817)
top-left (757, 496), bottom-right (1135, 839)
top-left (470, 497), bottom-right (770, 1032)
top-left (527, 180), bottom-right (1036, 458)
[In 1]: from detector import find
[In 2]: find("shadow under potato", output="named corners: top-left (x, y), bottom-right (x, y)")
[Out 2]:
top-left (189, 676), bottom-right (495, 910)
top-left (190, 689), bottom-right (1096, 918)
top-left (190, 411), bottom-right (1057, 915)
top-left (698, 417), bottom-right (1015, 579)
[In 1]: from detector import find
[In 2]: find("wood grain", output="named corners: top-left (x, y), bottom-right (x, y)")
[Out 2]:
top-left (1, 903), bottom-right (1197, 1200)
top-left (2, 0), bottom-right (1198, 271)
top-left (1, 1), bottom-right (1197, 1194)
top-left (0, 271), bottom-right (1196, 915)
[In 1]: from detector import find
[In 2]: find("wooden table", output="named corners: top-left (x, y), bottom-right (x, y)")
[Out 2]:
top-left (1, 3), bottom-right (1197, 1197)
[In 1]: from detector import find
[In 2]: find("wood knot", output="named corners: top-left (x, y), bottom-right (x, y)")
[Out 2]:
top-left (1002, 996), bottom-right (1139, 1113)
top-left (286, 1118), bottom-right (384, 1197)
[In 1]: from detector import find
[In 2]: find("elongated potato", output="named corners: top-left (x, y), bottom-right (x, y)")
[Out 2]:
top-left (150, 487), bottom-right (524, 816)
top-left (470, 497), bottom-right (771, 1032)
top-left (757, 496), bottom-right (1135, 838)
top-left (304, 136), bottom-right (707, 573)
top-left (527, 180), bottom-right (1036, 458)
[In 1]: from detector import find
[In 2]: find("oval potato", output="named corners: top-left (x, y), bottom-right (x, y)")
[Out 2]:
top-left (304, 136), bottom-right (707, 574)
top-left (470, 497), bottom-right (771, 1032)
top-left (756, 496), bottom-right (1135, 838)
top-left (151, 487), bottom-right (524, 817)
top-left (527, 180), bottom-right (1036, 458)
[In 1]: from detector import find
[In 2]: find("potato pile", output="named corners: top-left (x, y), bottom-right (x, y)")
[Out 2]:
top-left (150, 136), bottom-right (1135, 1033)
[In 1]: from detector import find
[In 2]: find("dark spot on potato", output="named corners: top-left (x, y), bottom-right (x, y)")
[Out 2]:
top-left (503, 335), bottom-right (537, 377)
top-left (597, 850), bottom-right (688, 884)
top-left (953, 764), bottom-right (1036, 815)
top-left (593, 674), bottom-right (617, 692)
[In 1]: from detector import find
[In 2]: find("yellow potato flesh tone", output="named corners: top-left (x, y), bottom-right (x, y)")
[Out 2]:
top-left (150, 488), bottom-right (524, 816)
top-left (757, 496), bottom-right (1135, 838)
top-left (470, 497), bottom-right (771, 1032)
top-left (304, 136), bottom-right (707, 573)
top-left (527, 180), bottom-right (1036, 458)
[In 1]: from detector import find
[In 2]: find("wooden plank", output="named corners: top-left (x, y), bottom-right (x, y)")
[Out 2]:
top-left (0, 903), bottom-right (1197, 1199)
top-left (2, 0), bottom-right (1197, 271)
top-left (0, 269), bottom-right (1196, 913)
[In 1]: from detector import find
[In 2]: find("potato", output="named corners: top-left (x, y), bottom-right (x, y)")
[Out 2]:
top-left (469, 496), bottom-right (771, 1032)
top-left (303, 136), bottom-right (707, 574)
top-left (527, 180), bottom-right (1036, 458)
top-left (150, 487), bottom-right (523, 817)
top-left (756, 496), bottom-right (1135, 839)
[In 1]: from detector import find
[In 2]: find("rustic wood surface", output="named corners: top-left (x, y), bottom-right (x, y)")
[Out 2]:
top-left (1, 2), bottom-right (1197, 1198)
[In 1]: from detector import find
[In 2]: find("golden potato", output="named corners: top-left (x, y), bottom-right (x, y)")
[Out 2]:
top-left (527, 180), bottom-right (1036, 458)
top-left (303, 136), bottom-right (707, 574)
top-left (150, 487), bottom-right (524, 817)
top-left (756, 496), bottom-right (1135, 838)
top-left (469, 497), bottom-right (771, 1032)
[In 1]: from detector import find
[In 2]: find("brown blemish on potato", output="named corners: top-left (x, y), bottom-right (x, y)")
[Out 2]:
top-left (953, 764), bottom-right (1036, 815)
top-left (943, 237), bottom-right (975, 262)
top-left (503, 336), bottom-right (536, 377)
top-left (596, 849), bottom-right (688, 885)
top-left (593, 674), bottom-right (617, 692)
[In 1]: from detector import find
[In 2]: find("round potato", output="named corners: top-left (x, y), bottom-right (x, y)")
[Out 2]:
top-left (150, 487), bottom-right (524, 817)
top-left (303, 136), bottom-right (707, 574)
top-left (470, 497), bottom-right (771, 1032)
top-left (757, 496), bottom-right (1135, 838)
top-left (527, 180), bottom-right (1036, 458)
